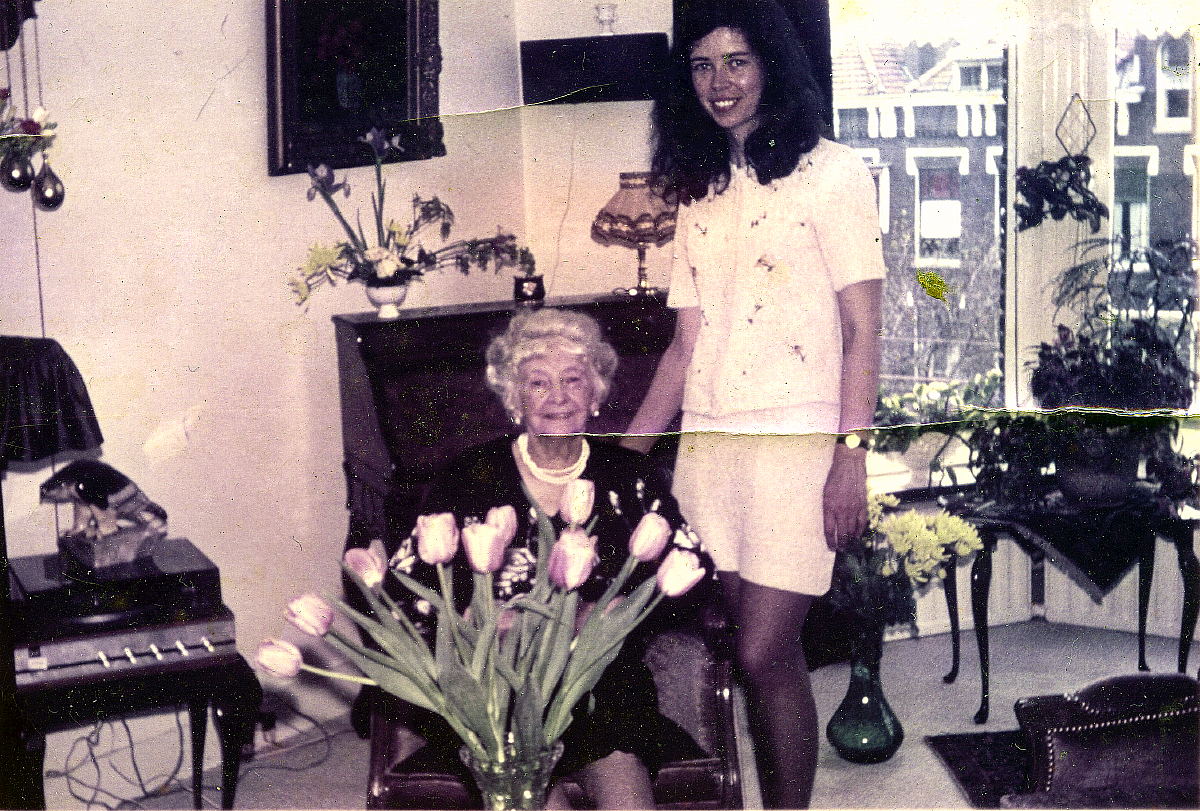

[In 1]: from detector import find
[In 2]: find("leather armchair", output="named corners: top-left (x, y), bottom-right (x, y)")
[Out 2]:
top-left (1000, 672), bottom-right (1199, 809)
top-left (364, 598), bottom-right (742, 810)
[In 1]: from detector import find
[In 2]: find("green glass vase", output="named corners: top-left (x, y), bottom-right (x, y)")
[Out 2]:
top-left (825, 620), bottom-right (904, 764)
top-left (460, 741), bottom-right (564, 810)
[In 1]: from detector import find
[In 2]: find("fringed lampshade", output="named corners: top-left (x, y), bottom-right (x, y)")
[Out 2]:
top-left (591, 172), bottom-right (676, 296)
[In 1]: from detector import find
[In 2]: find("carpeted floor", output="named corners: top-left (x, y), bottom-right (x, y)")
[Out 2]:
top-left (925, 730), bottom-right (1029, 808)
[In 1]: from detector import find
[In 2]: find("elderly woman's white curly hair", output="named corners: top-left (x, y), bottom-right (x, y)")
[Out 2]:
top-left (486, 308), bottom-right (619, 421)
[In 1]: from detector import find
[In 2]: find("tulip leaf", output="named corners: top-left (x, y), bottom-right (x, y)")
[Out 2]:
top-left (390, 569), bottom-right (446, 611)
top-left (470, 615), bottom-right (499, 682)
top-left (539, 591), bottom-right (578, 701)
top-left (331, 597), bottom-right (439, 683)
top-left (439, 660), bottom-right (499, 755)
top-left (324, 632), bottom-right (440, 714)
top-left (512, 677), bottom-right (545, 756)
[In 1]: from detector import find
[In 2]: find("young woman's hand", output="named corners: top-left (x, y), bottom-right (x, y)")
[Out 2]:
top-left (822, 444), bottom-right (868, 550)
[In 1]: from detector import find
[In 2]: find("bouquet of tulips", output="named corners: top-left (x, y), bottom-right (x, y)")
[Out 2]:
top-left (256, 479), bottom-right (706, 765)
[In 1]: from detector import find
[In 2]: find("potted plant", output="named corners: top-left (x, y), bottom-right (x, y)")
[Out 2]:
top-left (872, 369), bottom-right (1002, 487)
top-left (288, 128), bottom-right (528, 318)
top-left (1026, 237), bottom-right (1197, 505)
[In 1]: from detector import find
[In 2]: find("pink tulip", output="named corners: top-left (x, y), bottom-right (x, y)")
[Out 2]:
top-left (628, 512), bottom-right (671, 562)
top-left (415, 513), bottom-right (459, 565)
top-left (559, 480), bottom-right (595, 527)
top-left (656, 549), bottom-right (706, 597)
top-left (486, 505), bottom-right (518, 546)
top-left (344, 546), bottom-right (386, 588)
top-left (286, 593), bottom-right (334, 636)
top-left (547, 527), bottom-right (599, 591)
top-left (255, 638), bottom-right (303, 678)
top-left (462, 521), bottom-right (510, 573)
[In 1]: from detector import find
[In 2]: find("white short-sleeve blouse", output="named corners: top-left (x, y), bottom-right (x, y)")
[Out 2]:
top-left (666, 137), bottom-right (887, 431)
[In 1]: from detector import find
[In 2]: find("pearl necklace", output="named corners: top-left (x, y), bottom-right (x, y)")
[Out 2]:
top-left (515, 433), bottom-right (589, 485)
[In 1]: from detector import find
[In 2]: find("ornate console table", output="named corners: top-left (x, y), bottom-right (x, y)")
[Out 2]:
top-left (904, 487), bottom-right (1200, 724)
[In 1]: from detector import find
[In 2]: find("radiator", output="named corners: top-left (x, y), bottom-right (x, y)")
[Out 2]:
top-left (908, 536), bottom-right (1034, 637)
top-left (1044, 532), bottom-right (1200, 642)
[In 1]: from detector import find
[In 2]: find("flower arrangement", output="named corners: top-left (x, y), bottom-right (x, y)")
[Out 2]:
top-left (825, 492), bottom-right (984, 628)
top-left (872, 369), bottom-right (1002, 456)
top-left (255, 480), bottom-right (706, 797)
top-left (289, 128), bottom-right (533, 305)
top-left (0, 92), bottom-right (55, 159)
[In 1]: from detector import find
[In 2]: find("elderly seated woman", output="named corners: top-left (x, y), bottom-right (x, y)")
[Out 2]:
top-left (378, 307), bottom-right (711, 810)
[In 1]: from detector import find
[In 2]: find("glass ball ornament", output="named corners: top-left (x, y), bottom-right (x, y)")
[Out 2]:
top-left (1, 150), bottom-right (35, 190)
top-left (32, 160), bottom-right (65, 210)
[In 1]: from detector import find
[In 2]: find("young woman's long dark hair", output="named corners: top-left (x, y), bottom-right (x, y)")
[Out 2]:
top-left (652, 0), bottom-right (827, 204)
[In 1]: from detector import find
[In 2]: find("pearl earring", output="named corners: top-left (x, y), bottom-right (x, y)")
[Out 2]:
top-left (591, 407), bottom-right (600, 417)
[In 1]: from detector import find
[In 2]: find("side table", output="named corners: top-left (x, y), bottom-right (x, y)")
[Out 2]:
top-left (16, 653), bottom-right (262, 809)
top-left (937, 496), bottom-right (1199, 723)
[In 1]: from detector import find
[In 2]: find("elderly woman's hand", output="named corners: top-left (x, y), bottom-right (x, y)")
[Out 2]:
top-left (822, 444), bottom-right (868, 551)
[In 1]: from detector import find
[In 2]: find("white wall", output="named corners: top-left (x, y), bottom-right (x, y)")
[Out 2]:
top-left (515, 0), bottom-right (674, 297)
top-left (0, 0), bottom-right (532, 790)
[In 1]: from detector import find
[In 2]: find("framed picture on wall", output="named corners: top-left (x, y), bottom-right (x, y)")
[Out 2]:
top-left (266, 0), bottom-right (446, 176)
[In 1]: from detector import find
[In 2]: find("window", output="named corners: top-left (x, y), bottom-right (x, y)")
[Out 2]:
top-left (986, 63), bottom-right (1005, 90)
top-left (1156, 35), bottom-right (1192, 132)
top-left (832, 14), bottom-right (1006, 401)
top-left (916, 163), bottom-right (962, 263)
top-left (1114, 155), bottom-right (1150, 250)
top-left (913, 106), bottom-right (958, 137)
top-left (838, 108), bottom-right (870, 139)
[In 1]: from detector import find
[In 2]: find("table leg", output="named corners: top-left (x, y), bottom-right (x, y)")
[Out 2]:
top-left (1174, 530), bottom-right (1199, 674)
top-left (212, 657), bottom-right (263, 810)
top-left (1137, 526), bottom-right (1156, 672)
top-left (971, 531), bottom-right (996, 724)
top-left (16, 725), bottom-right (47, 810)
top-left (942, 551), bottom-right (961, 683)
top-left (189, 697), bottom-right (208, 810)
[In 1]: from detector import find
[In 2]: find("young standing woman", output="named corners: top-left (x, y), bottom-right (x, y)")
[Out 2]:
top-left (623, 0), bottom-right (886, 806)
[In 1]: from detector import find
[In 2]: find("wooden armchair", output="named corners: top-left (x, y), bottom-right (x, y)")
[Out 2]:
top-left (363, 595), bottom-right (742, 810)
top-left (1000, 672), bottom-right (1199, 808)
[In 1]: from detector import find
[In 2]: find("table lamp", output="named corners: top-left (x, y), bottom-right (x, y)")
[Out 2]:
top-left (0, 336), bottom-right (104, 808)
top-left (591, 171), bottom-right (676, 296)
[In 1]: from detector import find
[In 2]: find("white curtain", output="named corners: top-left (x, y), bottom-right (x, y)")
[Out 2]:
top-left (830, 0), bottom-right (1196, 46)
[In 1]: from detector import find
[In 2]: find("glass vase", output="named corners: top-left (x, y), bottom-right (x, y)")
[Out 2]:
top-left (825, 620), bottom-right (904, 764)
top-left (459, 741), bottom-right (564, 811)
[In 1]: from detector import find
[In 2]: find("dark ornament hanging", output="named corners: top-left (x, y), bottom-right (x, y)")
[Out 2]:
top-left (1, 149), bottom-right (35, 190)
top-left (32, 159), bottom-right (63, 209)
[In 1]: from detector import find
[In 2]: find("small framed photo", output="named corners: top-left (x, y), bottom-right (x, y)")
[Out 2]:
top-left (265, 0), bottom-right (446, 176)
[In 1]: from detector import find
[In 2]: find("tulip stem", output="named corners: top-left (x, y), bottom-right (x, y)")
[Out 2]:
top-left (299, 663), bottom-right (377, 686)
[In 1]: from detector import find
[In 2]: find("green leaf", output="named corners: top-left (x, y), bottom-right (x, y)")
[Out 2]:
top-left (512, 678), bottom-right (546, 755)
top-left (439, 659), bottom-right (500, 755)
top-left (539, 591), bottom-right (578, 701)
top-left (325, 633), bottom-right (439, 713)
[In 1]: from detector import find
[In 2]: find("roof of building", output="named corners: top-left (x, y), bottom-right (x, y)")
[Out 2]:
top-left (832, 40), bottom-right (913, 96)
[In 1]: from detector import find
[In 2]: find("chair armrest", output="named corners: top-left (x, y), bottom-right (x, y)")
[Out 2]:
top-left (1013, 673), bottom-right (1199, 799)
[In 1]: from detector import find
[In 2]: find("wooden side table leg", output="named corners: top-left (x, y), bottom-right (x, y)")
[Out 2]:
top-left (943, 551), bottom-right (961, 683)
top-left (971, 532), bottom-right (996, 724)
top-left (1175, 530), bottom-right (1199, 674)
top-left (188, 697), bottom-right (208, 809)
top-left (1137, 527), bottom-right (1156, 672)
top-left (212, 657), bottom-right (263, 810)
